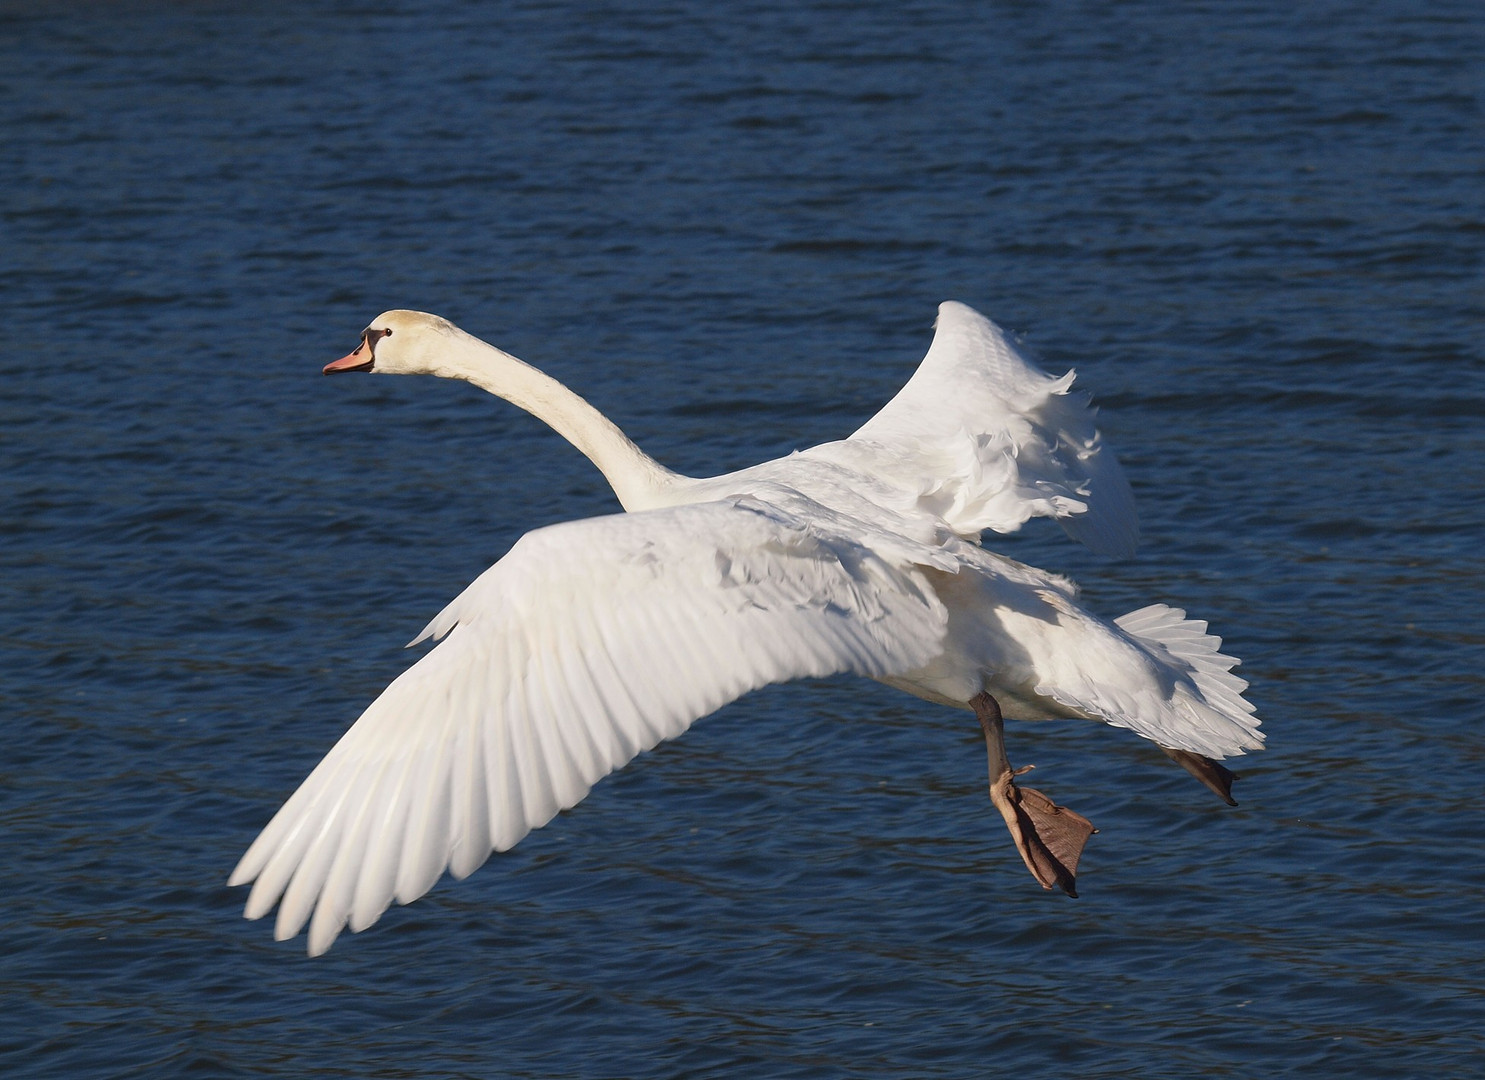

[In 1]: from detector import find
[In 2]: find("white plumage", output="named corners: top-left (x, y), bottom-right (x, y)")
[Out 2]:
top-left (230, 301), bottom-right (1261, 954)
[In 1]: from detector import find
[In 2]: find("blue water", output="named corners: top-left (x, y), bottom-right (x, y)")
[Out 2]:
top-left (3, 1), bottom-right (1482, 1076)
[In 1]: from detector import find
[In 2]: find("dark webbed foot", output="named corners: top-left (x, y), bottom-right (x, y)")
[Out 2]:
top-left (972, 692), bottom-right (1096, 896)
top-left (1160, 746), bottom-right (1240, 806)
top-left (988, 768), bottom-right (1097, 896)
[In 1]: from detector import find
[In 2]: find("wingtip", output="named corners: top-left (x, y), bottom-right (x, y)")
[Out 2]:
top-left (242, 896), bottom-right (271, 922)
top-left (306, 929), bottom-right (336, 957)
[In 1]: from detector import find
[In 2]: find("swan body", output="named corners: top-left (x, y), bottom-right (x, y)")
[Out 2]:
top-left (231, 302), bottom-right (1261, 954)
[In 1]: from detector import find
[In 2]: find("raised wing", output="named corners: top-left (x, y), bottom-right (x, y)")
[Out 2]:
top-left (229, 495), bottom-right (947, 954)
top-left (851, 301), bottom-right (1138, 557)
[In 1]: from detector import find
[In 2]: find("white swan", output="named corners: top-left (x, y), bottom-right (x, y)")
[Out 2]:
top-left (230, 301), bottom-right (1261, 955)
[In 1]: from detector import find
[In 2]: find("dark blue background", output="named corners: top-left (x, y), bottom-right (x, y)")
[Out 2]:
top-left (3, 2), bottom-right (1482, 1076)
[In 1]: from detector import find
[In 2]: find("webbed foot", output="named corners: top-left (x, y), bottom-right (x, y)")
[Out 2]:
top-left (1160, 746), bottom-right (1240, 806)
top-left (972, 692), bottom-right (1096, 896)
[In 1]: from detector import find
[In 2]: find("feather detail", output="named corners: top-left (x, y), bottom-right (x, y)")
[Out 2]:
top-left (229, 495), bottom-right (948, 954)
top-left (850, 301), bottom-right (1138, 555)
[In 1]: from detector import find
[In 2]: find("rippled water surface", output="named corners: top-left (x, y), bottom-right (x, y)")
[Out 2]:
top-left (3, 1), bottom-right (1482, 1077)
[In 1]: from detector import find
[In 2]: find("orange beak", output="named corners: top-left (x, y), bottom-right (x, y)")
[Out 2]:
top-left (323, 340), bottom-right (374, 374)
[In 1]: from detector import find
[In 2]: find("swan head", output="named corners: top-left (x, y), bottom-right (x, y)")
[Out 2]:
top-left (323, 310), bottom-right (460, 376)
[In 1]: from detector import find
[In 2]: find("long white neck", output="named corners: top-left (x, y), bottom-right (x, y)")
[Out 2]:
top-left (427, 326), bottom-right (687, 511)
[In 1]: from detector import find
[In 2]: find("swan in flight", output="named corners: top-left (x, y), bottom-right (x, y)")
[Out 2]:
top-left (230, 301), bottom-right (1261, 955)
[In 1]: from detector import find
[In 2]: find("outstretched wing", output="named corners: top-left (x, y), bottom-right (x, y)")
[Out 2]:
top-left (229, 495), bottom-right (947, 955)
top-left (850, 301), bottom-right (1138, 557)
